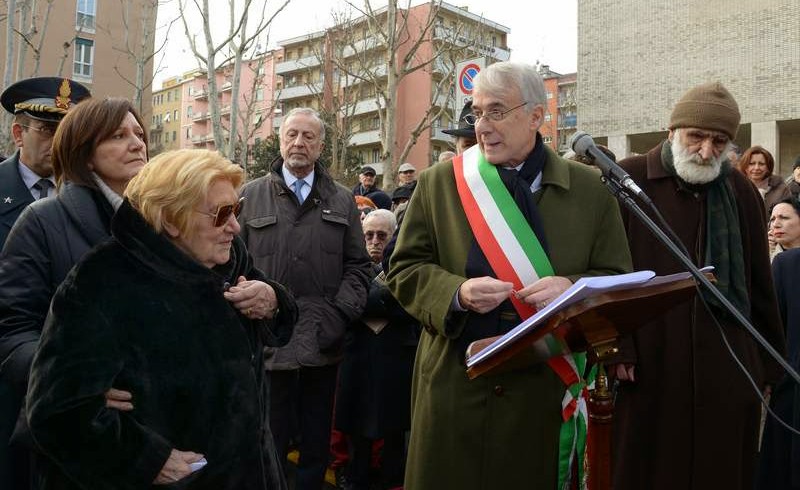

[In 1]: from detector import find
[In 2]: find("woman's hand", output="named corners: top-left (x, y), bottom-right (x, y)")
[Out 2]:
top-left (153, 449), bottom-right (204, 485)
top-left (223, 276), bottom-right (279, 320)
top-left (104, 388), bottom-right (133, 411)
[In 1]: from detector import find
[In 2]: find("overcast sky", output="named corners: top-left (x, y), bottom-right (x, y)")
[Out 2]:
top-left (153, 0), bottom-right (577, 89)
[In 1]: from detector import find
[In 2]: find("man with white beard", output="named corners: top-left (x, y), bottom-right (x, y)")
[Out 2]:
top-left (609, 82), bottom-right (785, 490)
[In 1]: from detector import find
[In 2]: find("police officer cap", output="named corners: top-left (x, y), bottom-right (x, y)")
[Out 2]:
top-left (1, 77), bottom-right (90, 122)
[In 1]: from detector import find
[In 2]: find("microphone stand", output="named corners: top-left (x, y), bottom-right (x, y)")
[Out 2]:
top-left (601, 174), bottom-right (800, 386)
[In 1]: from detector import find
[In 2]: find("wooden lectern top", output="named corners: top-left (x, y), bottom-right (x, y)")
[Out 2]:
top-left (465, 271), bottom-right (714, 379)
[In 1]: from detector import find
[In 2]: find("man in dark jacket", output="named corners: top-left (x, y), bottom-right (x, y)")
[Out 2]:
top-left (610, 83), bottom-right (786, 490)
top-left (0, 76), bottom-right (88, 488)
top-left (0, 77), bottom-right (89, 247)
top-left (238, 107), bottom-right (372, 490)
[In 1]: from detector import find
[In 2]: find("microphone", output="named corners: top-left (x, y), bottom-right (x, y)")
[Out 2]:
top-left (570, 131), bottom-right (647, 201)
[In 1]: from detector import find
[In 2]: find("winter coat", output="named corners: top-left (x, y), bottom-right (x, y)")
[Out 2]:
top-left (26, 199), bottom-right (297, 490)
top-left (0, 182), bottom-right (113, 394)
top-left (761, 173), bottom-right (792, 216)
top-left (0, 152), bottom-right (35, 248)
top-left (239, 158), bottom-right (372, 370)
top-left (335, 264), bottom-right (419, 438)
top-left (758, 247), bottom-right (800, 490)
top-left (612, 142), bottom-right (785, 490)
top-left (386, 146), bottom-right (632, 489)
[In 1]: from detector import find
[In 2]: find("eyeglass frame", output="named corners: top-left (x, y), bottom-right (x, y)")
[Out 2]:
top-left (195, 197), bottom-right (245, 227)
top-left (463, 101), bottom-right (530, 125)
top-left (19, 123), bottom-right (58, 138)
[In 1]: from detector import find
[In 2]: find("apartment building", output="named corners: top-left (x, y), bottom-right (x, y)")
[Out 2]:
top-left (0, 0), bottom-right (156, 119)
top-left (539, 66), bottom-right (577, 155)
top-left (273, 2), bottom-right (510, 175)
top-left (150, 77), bottom-right (183, 154)
top-left (179, 55), bottom-right (277, 157)
top-left (578, 0), bottom-right (800, 173)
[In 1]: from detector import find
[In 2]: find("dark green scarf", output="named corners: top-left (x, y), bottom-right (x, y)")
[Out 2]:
top-left (660, 142), bottom-right (751, 318)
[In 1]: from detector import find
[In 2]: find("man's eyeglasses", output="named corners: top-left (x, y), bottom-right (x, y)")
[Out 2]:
top-left (20, 124), bottom-right (57, 138)
top-left (196, 197), bottom-right (244, 227)
top-left (463, 101), bottom-right (529, 125)
top-left (364, 230), bottom-right (388, 241)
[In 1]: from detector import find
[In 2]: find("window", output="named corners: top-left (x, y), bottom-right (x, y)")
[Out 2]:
top-left (298, 47), bottom-right (304, 58)
top-left (172, 131), bottom-right (177, 141)
top-left (255, 88), bottom-right (264, 101)
top-left (371, 149), bottom-right (380, 163)
top-left (167, 91), bottom-right (172, 102)
top-left (73, 38), bottom-right (94, 79)
top-left (544, 114), bottom-right (551, 122)
top-left (76, 0), bottom-right (96, 31)
top-left (546, 91), bottom-right (553, 99)
top-left (174, 110), bottom-right (178, 120)
top-left (164, 112), bottom-right (171, 123)
top-left (187, 106), bottom-right (193, 118)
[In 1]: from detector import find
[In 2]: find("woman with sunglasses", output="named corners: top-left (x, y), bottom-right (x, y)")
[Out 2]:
top-left (26, 149), bottom-right (297, 489)
top-left (0, 97), bottom-right (151, 485)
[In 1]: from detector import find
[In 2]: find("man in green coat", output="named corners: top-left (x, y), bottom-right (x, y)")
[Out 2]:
top-left (386, 61), bottom-right (632, 489)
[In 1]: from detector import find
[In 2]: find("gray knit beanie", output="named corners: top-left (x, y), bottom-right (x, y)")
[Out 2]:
top-left (669, 82), bottom-right (741, 139)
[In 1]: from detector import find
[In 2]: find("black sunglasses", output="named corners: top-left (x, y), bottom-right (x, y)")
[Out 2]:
top-left (196, 197), bottom-right (245, 227)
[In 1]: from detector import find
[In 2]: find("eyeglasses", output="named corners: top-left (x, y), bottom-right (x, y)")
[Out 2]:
top-left (195, 197), bottom-right (244, 227)
top-left (463, 101), bottom-right (529, 125)
top-left (364, 230), bottom-right (388, 241)
top-left (20, 124), bottom-right (57, 137)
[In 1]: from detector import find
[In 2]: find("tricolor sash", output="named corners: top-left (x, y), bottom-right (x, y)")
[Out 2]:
top-left (453, 145), bottom-right (593, 490)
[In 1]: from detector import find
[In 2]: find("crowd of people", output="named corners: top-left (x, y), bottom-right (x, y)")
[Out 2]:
top-left (0, 62), bottom-right (799, 490)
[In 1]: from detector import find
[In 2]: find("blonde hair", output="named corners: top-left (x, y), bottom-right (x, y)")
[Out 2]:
top-left (125, 149), bottom-right (243, 237)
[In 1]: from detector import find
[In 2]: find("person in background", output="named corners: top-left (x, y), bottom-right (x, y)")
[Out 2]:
top-left (355, 195), bottom-right (378, 222)
top-left (0, 77), bottom-right (89, 248)
top-left (442, 100), bottom-right (478, 155)
top-left (390, 185), bottom-right (413, 212)
top-left (396, 163), bottom-right (416, 186)
top-left (0, 97), bottom-right (141, 489)
top-left (611, 82), bottom-right (785, 490)
top-left (386, 61), bottom-right (632, 489)
top-left (27, 149), bottom-right (297, 489)
top-left (437, 151), bottom-right (455, 163)
top-left (785, 156), bottom-right (800, 200)
top-left (757, 244), bottom-right (800, 490)
top-left (727, 143), bottom-right (741, 167)
top-left (335, 209), bottom-right (418, 490)
top-left (238, 107), bottom-right (372, 490)
top-left (769, 197), bottom-right (800, 258)
top-left (738, 145), bottom-right (790, 216)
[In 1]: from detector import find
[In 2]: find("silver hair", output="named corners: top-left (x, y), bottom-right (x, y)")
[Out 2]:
top-left (473, 62), bottom-right (546, 113)
top-left (363, 208), bottom-right (397, 231)
top-left (280, 107), bottom-right (326, 140)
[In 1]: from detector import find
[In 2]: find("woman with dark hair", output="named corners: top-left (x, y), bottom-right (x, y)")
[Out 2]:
top-left (769, 198), bottom-right (800, 260)
top-left (0, 97), bottom-right (149, 485)
top-left (739, 145), bottom-right (791, 214)
top-left (758, 245), bottom-right (800, 490)
top-left (26, 149), bottom-right (296, 489)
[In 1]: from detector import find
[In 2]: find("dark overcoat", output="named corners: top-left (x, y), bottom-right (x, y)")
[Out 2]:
top-left (612, 143), bottom-right (785, 490)
top-left (0, 152), bottom-right (34, 247)
top-left (757, 247), bottom-right (800, 490)
top-left (386, 146), bottom-right (632, 489)
top-left (238, 158), bottom-right (372, 369)
top-left (335, 264), bottom-right (419, 438)
top-left (0, 182), bottom-right (112, 487)
top-left (26, 200), bottom-right (297, 490)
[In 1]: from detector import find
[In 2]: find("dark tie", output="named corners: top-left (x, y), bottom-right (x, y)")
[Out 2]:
top-left (33, 179), bottom-right (53, 200)
top-left (294, 179), bottom-right (306, 204)
top-left (497, 165), bottom-right (549, 254)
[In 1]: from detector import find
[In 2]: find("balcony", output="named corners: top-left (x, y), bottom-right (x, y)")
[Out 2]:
top-left (341, 37), bottom-right (381, 58)
top-left (191, 134), bottom-right (205, 145)
top-left (193, 89), bottom-right (208, 100)
top-left (220, 82), bottom-right (232, 92)
top-left (348, 99), bottom-right (381, 117)
top-left (272, 115), bottom-right (283, 129)
top-left (430, 127), bottom-right (451, 143)
top-left (275, 54), bottom-right (323, 75)
top-left (349, 129), bottom-right (382, 147)
top-left (220, 105), bottom-right (231, 117)
top-left (192, 111), bottom-right (209, 121)
top-left (342, 64), bottom-right (387, 87)
top-left (276, 82), bottom-right (323, 101)
top-left (558, 114), bottom-right (577, 129)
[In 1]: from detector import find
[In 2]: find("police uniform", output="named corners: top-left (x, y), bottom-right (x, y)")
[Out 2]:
top-left (0, 77), bottom-right (89, 247)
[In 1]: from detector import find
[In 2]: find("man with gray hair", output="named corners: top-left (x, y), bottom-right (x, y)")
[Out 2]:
top-left (387, 61), bottom-right (632, 488)
top-left (238, 107), bottom-right (372, 490)
top-left (610, 82), bottom-right (785, 489)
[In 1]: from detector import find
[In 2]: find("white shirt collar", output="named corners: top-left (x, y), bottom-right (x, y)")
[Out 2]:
top-left (281, 165), bottom-right (315, 190)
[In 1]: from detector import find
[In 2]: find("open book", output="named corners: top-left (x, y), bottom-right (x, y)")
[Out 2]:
top-left (465, 268), bottom-right (713, 378)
